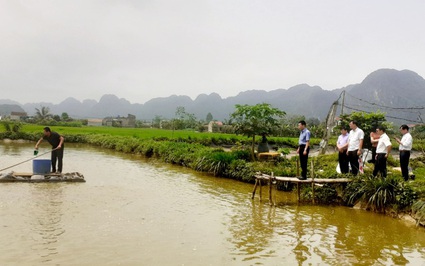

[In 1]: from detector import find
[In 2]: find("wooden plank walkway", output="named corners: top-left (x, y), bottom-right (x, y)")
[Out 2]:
top-left (252, 172), bottom-right (352, 205)
top-left (0, 172), bottom-right (86, 183)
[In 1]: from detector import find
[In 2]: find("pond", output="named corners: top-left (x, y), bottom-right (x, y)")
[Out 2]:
top-left (1, 142), bottom-right (425, 265)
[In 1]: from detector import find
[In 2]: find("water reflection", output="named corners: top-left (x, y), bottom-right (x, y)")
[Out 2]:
top-left (27, 184), bottom-right (65, 263)
top-left (189, 172), bottom-right (425, 265)
top-left (231, 201), bottom-right (276, 261)
top-left (0, 141), bottom-right (29, 157)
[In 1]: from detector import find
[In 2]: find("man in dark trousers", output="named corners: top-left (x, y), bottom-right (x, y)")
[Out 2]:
top-left (35, 127), bottom-right (65, 173)
top-left (346, 120), bottom-right (364, 175)
top-left (296, 120), bottom-right (310, 180)
top-left (395, 124), bottom-right (413, 181)
top-left (373, 126), bottom-right (392, 178)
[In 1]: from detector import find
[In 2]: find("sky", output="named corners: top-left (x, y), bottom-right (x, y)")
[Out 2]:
top-left (1, 0), bottom-right (424, 104)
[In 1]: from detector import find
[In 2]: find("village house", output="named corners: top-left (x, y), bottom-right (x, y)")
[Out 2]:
top-left (208, 120), bottom-right (223, 132)
top-left (102, 114), bottom-right (136, 127)
top-left (87, 118), bottom-right (103, 127)
top-left (9, 112), bottom-right (28, 121)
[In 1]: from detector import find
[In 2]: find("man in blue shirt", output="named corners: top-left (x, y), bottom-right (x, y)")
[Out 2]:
top-left (297, 120), bottom-right (311, 180)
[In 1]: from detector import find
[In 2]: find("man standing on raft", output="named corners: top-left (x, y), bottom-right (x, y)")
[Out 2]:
top-left (35, 127), bottom-right (65, 174)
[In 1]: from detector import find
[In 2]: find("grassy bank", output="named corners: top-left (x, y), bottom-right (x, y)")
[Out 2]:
top-left (2, 123), bottom-right (425, 223)
top-left (0, 124), bottom-right (308, 183)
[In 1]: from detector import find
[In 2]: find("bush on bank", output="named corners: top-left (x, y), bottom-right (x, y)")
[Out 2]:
top-left (80, 134), bottom-right (257, 181)
top-left (343, 175), bottom-right (417, 212)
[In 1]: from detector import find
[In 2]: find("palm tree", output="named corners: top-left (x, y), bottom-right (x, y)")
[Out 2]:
top-left (34, 106), bottom-right (52, 121)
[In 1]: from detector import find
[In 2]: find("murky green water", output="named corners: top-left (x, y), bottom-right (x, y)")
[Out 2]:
top-left (1, 141), bottom-right (425, 265)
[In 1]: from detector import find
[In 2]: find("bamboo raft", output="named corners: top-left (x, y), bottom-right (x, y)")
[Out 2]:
top-left (0, 172), bottom-right (86, 183)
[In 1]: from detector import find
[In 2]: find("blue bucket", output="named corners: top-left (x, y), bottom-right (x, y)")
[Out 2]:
top-left (33, 159), bottom-right (51, 174)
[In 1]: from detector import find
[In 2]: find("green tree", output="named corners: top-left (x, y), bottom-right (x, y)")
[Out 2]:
top-left (230, 103), bottom-right (286, 160)
top-left (34, 106), bottom-right (52, 121)
top-left (279, 114), bottom-right (306, 137)
top-left (61, 112), bottom-right (70, 121)
top-left (152, 115), bottom-right (162, 128)
top-left (206, 113), bottom-right (213, 123)
top-left (175, 106), bottom-right (198, 129)
top-left (306, 117), bottom-right (321, 127)
top-left (80, 119), bottom-right (88, 126)
top-left (53, 115), bottom-right (61, 122)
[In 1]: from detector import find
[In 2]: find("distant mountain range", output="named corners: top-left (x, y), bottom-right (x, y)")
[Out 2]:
top-left (1, 68), bottom-right (425, 123)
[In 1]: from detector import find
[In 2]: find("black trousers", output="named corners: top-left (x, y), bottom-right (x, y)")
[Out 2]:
top-left (298, 145), bottom-right (309, 178)
top-left (373, 153), bottom-right (387, 178)
top-left (400, 151), bottom-right (411, 181)
top-left (338, 149), bottom-right (349, 174)
top-left (371, 146), bottom-right (377, 163)
top-left (347, 150), bottom-right (360, 175)
top-left (51, 148), bottom-right (64, 173)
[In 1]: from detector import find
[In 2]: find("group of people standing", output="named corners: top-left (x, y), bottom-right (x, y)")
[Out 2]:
top-left (296, 119), bottom-right (413, 181)
top-left (336, 121), bottom-right (413, 180)
top-left (336, 121), bottom-right (366, 176)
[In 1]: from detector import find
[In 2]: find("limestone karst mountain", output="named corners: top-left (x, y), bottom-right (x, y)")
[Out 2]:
top-left (2, 69), bottom-right (424, 123)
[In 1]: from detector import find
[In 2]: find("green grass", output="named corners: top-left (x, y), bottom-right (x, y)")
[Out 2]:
top-left (14, 124), bottom-right (245, 141)
top-left (12, 124), bottom-right (321, 148)
top-left (410, 168), bottom-right (425, 199)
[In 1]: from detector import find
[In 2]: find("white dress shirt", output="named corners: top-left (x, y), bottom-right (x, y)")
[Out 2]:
top-left (347, 128), bottom-right (364, 151)
top-left (376, 133), bottom-right (392, 153)
top-left (399, 132), bottom-right (413, 151)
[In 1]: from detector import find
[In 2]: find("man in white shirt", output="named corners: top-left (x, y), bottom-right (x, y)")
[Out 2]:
top-left (346, 120), bottom-right (364, 175)
top-left (373, 126), bottom-right (392, 178)
top-left (395, 124), bottom-right (413, 181)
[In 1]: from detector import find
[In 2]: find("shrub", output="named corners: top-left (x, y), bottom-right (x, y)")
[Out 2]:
top-left (156, 141), bottom-right (203, 166)
top-left (396, 183), bottom-right (418, 210)
top-left (386, 154), bottom-right (398, 167)
top-left (230, 149), bottom-right (251, 161)
top-left (194, 149), bottom-right (235, 176)
top-left (345, 175), bottom-right (399, 212)
top-left (225, 159), bottom-right (256, 182)
top-left (134, 139), bottom-right (156, 157)
top-left (0, 131), bottom-right (36, 140)
top-left (412, 200), bottom-right (425, 225)
top-left (343, 176), bottom-right (363, 205)
top-left (63, 134), bottom-right (87, 143)
top-left (301, 185), bottom-right (339, 204)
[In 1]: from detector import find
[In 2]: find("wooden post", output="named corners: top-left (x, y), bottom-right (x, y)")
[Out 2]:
top-left (269, 172), bottom-right (273, 206)
top-left (259, 179), bottom-right (262, 200)
top-left (296, 156), bottom-right (301, 202)
top-left (297, 183), bottom-right (300, 202)
top-left (311, 160), bottom-right (315, 204)
top-left (296, 157), bottom-right (300, 177)
top-left (252, 179), bottom-right (258, 199)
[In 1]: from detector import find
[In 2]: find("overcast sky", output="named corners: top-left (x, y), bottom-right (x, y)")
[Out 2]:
top-left (1, 0), bottom-right (424, 104)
